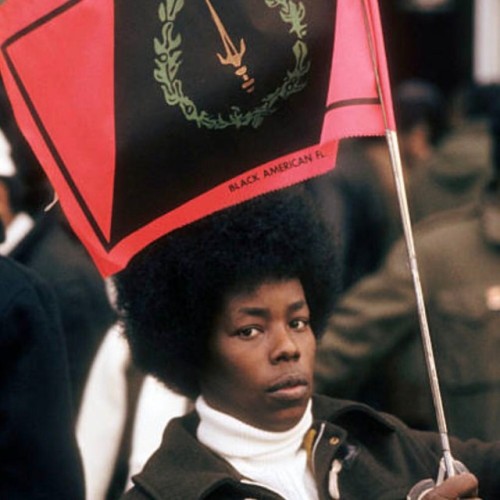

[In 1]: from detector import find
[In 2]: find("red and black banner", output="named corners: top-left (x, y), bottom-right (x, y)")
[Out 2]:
top-left (0, 0), bottom-right (394, 276)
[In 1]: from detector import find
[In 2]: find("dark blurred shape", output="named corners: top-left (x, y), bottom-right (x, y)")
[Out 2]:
top-left (488, 86), bottom-right (500, 180)
top-left (0, 254), bottom-right (85, 499)
top-left (398, 0), bottom-right (454, 13)
top-left (308, 79), bottom-right (447, 292)
top-left (315, 89), bottom-right (500, 439)
top-left (379, 1), bottom-right (472, 96)
top-left (408, 83), bottom-right (497, 223)
top-left (8, 207), bottom-right (116, 408)
top-left (307, 137), bottom-right (402, 292)
top-left (0, 76), bottom-right (115, 412)
top-left (395, 78), bottom-right (448, 147)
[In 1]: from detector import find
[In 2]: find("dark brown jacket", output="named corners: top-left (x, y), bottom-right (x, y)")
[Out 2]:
top-left (122, 395), bottom-right (500, 500)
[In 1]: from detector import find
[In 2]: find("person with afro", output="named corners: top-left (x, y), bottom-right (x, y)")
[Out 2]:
top-left (114, 187), bottom-right (498, 500)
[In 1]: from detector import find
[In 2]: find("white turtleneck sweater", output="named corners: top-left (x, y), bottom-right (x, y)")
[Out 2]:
top-left (195, 396), bottom-right (319, 500)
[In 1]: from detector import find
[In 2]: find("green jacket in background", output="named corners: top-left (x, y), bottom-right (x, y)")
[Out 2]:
top-left (409, 119), bottom-right (492, 223)
top-left (315, 190), bottom-right (500, 441)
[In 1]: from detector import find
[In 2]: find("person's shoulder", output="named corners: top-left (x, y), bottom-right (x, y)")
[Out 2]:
top-left (0, 253), bottom-right (32, 278)
top-left (0, 256), bottom-right (61, 345)
top-left (380, 205), bottom-right (477, 262)
top-left (0, 255), bottom-right (49, 303)
top-left (18, 213), bottom-right (105, 287)
top-left (27, 214), bottom-right (92, 266)
top-left (412, 204), bottom-right (479, 236)
top-left (312, 394), bottom-right (401, 432)
top-left (383, 205), bottom-right (480, 273)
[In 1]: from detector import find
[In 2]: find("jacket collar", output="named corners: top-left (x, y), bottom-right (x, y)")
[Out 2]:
top-left (131, 411), bottom-right (244, 499)
top-left (311, 394), bottom-right (397, 432)
top-left (130, 395), bottom-right (396, 499)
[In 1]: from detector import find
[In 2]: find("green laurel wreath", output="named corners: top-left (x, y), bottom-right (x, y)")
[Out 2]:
top-left (153, 0), bottom-right (310, 129)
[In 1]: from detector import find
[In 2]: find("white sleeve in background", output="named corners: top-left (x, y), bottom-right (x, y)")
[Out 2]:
top-left (76, 324), bottom-right (129, 500)
top-left (127, 376), bottom-right (190, 487)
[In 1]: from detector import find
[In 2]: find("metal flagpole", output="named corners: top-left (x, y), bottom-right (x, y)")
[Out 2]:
top-left (360, 0), bottom-right (456, 479)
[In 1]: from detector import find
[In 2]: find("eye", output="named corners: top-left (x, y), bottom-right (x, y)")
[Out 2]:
top-left (290, 318), bottom-right (310, 332)
top-left (234, 326), bottom-right (262, 340)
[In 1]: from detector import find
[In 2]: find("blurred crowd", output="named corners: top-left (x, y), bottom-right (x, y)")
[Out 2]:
top-left (313, 81), bottom-right (500, 440)
top-left (1, 71), bottom-right (499, 498)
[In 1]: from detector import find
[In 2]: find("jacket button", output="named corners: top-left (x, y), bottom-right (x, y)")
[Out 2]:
top-left (329, 436), bottom-right (340, 446)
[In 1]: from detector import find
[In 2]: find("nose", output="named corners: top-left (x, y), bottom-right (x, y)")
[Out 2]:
top-left (270, 326), bottom-right (300, 364)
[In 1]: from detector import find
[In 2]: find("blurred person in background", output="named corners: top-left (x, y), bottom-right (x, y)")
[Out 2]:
top-left (315, 90), bottom-right (500, 441)
top-left (77, 315), bottom-right (190, 499)
top-left (0, 80), bottom-right (115, 413)
top-left (394, 79), bottom-right (449, 171)
top-left (0, 221), bottom-right (84, 499)
top-left (307, 79), bottom-right (449, 292)
top-left (408, 83), bottom-right (495, 223)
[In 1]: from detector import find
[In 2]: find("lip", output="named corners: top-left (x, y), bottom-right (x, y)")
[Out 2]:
top-left (266, 374), bottom-right (309, 401)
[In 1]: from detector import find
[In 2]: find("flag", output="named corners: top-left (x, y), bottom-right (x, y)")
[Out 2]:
top-left (0, 0), bottom-right (394, 276)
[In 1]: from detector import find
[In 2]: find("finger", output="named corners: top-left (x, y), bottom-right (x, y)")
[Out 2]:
top-left (423, 473), bottom-right (479, 499)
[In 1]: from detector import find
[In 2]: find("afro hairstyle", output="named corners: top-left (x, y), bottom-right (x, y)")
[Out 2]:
top-left (114, 186), bottom-right (340, 398)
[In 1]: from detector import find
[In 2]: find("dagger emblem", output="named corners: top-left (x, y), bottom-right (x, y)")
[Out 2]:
top-left (204, 0), bottom-right (255, 93)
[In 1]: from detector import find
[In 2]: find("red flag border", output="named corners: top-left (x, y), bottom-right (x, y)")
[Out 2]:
top-left (0, 0), bottom-right (391, 275)
top-left (0, 0), bottom-right (112, 249)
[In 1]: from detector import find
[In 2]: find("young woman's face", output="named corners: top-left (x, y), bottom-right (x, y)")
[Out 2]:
top-left (200, 278), bottom-right (316, 432)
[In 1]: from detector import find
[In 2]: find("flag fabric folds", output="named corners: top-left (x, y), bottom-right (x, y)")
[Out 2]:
top-left (0, 0), bottom-right (394, 276)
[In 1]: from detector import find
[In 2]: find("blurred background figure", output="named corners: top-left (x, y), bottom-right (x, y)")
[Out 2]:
top-left (0, 79), bottom-right (114, 413)
top-left (307, 78), bottom-right (449, 292)
top-left (77, 323), bottom-right (190, 500)
top-left (76, 283), bottom-right (190, 500)
top-left (308, 80), bottom-right (493, 294)
top-left (0, 247), bottom-right (84, 499)
top-left (306, 135), bottom-right (401, 292)
top-left (394, 78), bottom-right (449, 172)
top-left (315, 87), bottom-right (500, 441)
top-left (408, 83), bottom-right (495, 223)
